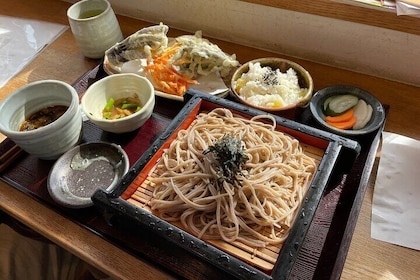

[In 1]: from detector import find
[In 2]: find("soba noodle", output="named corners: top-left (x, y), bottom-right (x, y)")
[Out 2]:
top-left (149, 108), bottom-right (316, 248)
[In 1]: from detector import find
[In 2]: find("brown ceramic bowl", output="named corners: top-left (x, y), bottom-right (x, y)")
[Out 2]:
top-left (231, 57), bottom-right (313, 112)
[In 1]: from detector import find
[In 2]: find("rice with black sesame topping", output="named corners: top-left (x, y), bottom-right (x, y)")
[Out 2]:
top-left (234, 62), bottom-right (308, 108)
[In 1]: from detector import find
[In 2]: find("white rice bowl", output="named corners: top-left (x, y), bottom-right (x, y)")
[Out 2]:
top-left (234, 62), bottom-right (308, 108)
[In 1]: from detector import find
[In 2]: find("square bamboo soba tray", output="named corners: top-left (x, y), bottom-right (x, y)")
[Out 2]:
top-left (92, 90), bottom-right (361, 280)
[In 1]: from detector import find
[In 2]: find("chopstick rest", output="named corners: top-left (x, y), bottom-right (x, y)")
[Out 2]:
top-left (0, 144), bottom-right (24, 173)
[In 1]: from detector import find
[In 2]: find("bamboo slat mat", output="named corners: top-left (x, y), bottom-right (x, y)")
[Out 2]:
top-left (124, 141), bottom-right (324, 272)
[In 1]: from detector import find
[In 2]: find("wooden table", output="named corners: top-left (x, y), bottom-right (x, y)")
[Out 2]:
top-left (1, 0), bottom-right (419, 279)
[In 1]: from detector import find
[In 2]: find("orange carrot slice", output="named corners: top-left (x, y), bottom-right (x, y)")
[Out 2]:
top-left (326, 115), bottom-right (357, 130)
top-left (325, 109), bottom-right (354, 123)
top-left (145, 44), bottom-right (197, 96)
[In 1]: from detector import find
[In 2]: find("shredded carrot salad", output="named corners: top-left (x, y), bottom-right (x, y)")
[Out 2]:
top-left (145, 44), bottom-right (197, 96)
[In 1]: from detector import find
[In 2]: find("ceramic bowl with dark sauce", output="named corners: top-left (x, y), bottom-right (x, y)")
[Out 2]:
top-left (0, 80), bottom-right (83, 160)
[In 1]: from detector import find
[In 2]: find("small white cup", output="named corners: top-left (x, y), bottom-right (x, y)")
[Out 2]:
top-left (67, 0), bottom-right (124, 59)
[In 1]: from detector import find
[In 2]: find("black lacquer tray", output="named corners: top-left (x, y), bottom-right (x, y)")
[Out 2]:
top-left (0, 64), bottom-right (386, 280)
top-left (92, 89), bottom-right (361, 279)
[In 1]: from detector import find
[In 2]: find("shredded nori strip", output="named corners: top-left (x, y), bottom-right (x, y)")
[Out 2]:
top-left (203, 134), bottom-right (249, 185)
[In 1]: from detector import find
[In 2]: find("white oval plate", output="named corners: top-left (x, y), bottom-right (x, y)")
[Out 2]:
top-left (103, 57), bottom-right (230, 101)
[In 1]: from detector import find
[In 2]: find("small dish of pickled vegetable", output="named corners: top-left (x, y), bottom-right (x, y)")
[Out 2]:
top-left (81, 73), bottom-right (155, 134)
top-left (102, 96), bottom-right (142, 120)
top-left (309, 85), bottom-right (385, 136)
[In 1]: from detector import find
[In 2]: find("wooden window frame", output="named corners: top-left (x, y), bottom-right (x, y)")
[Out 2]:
top-left (240, 0), bottom-right (420, 35)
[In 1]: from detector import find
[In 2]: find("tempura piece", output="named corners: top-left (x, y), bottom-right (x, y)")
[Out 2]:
top-left (105, 23), bottom-right (169, 71)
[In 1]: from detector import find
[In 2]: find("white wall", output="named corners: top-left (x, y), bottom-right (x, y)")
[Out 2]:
top-left (66, 0), bottom-right (420, 86)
